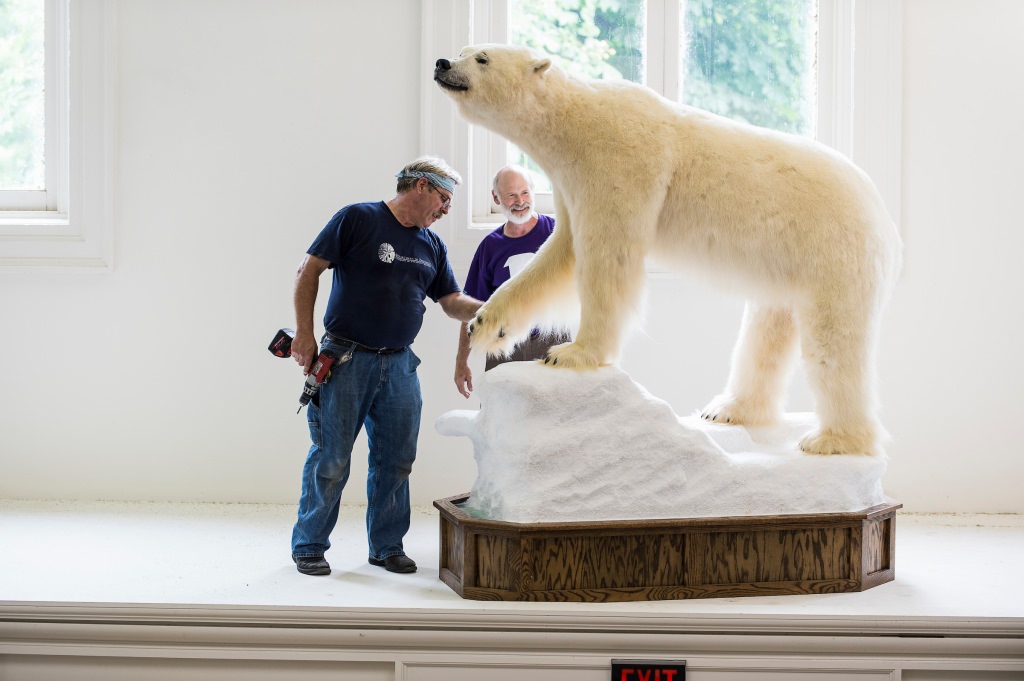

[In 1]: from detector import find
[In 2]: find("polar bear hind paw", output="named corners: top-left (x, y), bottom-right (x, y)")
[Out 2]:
top-left (799, 429), bottom-right (876, 457)
top-left (700, 395), bottom-right (777, 427)
top-left (542, 341), bottom-right (601, 370)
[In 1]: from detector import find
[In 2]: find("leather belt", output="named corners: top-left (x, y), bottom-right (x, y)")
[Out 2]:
top-left (324, 332), bottom-right (404, 355)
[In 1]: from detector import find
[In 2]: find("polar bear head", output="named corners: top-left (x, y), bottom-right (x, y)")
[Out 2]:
top-left (434, 44), bottom-right (553, 127)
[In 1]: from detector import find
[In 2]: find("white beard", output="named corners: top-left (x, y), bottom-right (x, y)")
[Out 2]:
top-left (501, 203), bottom-right (536, 225)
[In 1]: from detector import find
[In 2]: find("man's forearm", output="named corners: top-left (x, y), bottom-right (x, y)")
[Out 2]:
top-left (294, 267), bottom-right (320, 336)
top-left (440, 292), bottom-right (484, 323)
top-left (456, 321), bottom-right (471, 363)
top-left (292, 255), bottom-right (329, 370)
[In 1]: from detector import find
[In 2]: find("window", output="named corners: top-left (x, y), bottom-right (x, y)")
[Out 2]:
top-left (0, 0), bottom-right (116, 269)
top-left (422, 0), bottom-right (900, 262)
top-left (0, 0), bottom-right (47, 206)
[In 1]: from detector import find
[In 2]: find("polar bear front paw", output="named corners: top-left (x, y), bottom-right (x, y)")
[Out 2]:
top-left (542, 341), bottom-right (601, 369)
top-left (799, 429), bottom-right (876, 457)
top-left (468, 308), bottom-right (520, 357)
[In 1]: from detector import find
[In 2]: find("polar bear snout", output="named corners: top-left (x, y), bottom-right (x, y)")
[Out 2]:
top-left (434, 58), bottom-right (469, 92)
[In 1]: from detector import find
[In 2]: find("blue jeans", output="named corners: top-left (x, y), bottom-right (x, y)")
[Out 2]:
top-left (291, 337), bottom-right (422, 562)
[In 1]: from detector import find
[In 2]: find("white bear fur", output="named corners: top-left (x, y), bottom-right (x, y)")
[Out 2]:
top-left (434, 44), bottom-right (902, 456)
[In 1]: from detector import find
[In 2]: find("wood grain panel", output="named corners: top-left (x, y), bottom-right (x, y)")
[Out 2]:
top-left (864, 516), bottom-right (893, 574)
top-left (643, 532), bottom-right (687, 586)
top-left (524, 534), bottom-right (647, 591)
top-left (474, 534), bottom-right (519, 591)
top-left (439, 516), bottom-right (462, 575)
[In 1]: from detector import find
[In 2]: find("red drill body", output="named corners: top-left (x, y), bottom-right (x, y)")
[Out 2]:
top-left (298, 349), bottom-right (337, 412)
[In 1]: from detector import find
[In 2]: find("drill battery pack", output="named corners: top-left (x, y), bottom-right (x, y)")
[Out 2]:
top-left (269, 328), bottom-right (294, 357)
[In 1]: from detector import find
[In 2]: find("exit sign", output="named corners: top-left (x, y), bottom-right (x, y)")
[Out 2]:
top-left (611, 659), bottom-right (686, 681)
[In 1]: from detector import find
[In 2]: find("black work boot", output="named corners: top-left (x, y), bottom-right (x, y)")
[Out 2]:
top-left (293, 555), bottom-right (330, 576)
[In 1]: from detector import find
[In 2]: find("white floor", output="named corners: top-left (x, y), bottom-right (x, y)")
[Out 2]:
top-left (1, 499), bottom-right (1023, 624)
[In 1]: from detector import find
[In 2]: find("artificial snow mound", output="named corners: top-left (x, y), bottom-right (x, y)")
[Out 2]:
top-left (436, 362), bottom-right (887, 524)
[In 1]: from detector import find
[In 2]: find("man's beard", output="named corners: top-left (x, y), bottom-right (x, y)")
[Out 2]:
top-left (500, 202), bottom-right (536, 225)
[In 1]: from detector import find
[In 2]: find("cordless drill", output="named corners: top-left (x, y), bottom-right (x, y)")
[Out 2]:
top-left (268, 328), bottom-right (344, 412)
top-left (297, 349), bottom-right (338, 412)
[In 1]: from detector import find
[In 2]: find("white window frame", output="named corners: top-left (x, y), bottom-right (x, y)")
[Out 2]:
top-left (421, 0), bottom-right (902, 266)
top-left (0, 0), bottom-right (117, 269)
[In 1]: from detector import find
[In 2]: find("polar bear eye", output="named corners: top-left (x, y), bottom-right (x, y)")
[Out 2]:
top-left (475, 54), bottom-right (489, 65)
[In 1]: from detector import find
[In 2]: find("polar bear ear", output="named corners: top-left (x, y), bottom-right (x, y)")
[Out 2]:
top-left (532, 58), bottom-right (552, 76)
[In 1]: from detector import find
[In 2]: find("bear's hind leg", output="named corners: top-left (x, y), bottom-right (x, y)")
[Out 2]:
top-left (702, 303), bottom-right (798, 426)
top-left (797, 298), bottom-right (882, 456)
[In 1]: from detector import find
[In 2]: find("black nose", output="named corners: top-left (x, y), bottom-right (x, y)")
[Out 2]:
top-left (435, 58), bottom-right (451, 71)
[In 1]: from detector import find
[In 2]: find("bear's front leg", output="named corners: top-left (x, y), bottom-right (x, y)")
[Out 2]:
top-left (542, 231), bottom-right (648, 369)
top-left (469, 219), bottom-right (577, 358)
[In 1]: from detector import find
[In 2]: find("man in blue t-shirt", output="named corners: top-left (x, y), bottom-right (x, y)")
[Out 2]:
top-left (454, 165), bottom-right (571, 398)
top-left (289, 156), bottom-right (482, 577)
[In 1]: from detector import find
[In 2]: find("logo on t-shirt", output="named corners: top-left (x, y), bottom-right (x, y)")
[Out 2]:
top-left (505, 252), bottom-right (536, 278)
top-left (378, 242), bottom-right (431, 269)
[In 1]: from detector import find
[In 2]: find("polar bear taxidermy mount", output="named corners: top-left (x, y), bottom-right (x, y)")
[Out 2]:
top-left (434, 44), bottom-right (902, 456)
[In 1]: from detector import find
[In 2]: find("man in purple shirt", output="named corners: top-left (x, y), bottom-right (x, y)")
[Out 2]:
top-left (454, 166), bottom-right (571, 398)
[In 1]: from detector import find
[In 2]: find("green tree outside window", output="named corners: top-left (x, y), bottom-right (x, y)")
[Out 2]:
top-left (0, 0), bottom-right (46, 191)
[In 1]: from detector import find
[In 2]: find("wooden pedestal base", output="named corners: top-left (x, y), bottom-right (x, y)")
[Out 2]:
top-left (434, 494), bottom-right (901, 602)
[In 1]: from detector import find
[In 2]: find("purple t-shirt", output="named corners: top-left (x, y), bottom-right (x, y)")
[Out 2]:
top-left (463, 214), bottom-right (556, 301)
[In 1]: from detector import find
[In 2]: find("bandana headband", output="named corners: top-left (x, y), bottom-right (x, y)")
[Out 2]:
top-left (395, 170), bottom-right (457, 193)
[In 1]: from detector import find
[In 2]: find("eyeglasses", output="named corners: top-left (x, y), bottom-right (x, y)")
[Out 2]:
top-left (428, 183), bottom-right (452, 210)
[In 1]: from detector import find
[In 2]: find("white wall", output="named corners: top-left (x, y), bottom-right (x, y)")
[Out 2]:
top-left (879, 0), bottom-right (1024, 512)
top-left (0, 0), bottom-right (1021, 514)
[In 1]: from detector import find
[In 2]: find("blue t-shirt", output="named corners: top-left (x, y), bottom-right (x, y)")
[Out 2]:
top-left (307, 201), bottom-right (460, 349)
top-left (463, 214), bottom-right (556, 301)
